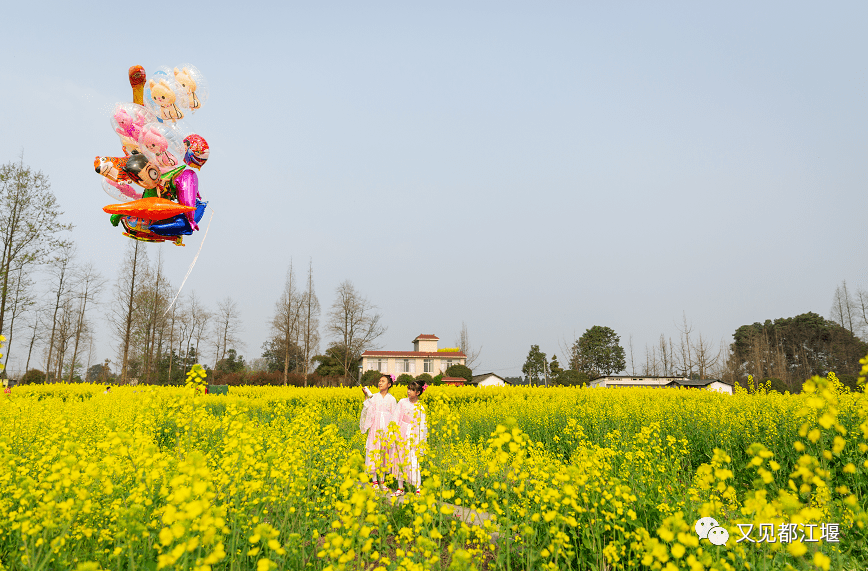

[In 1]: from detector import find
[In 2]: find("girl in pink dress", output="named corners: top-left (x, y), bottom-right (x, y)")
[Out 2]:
top-left (360, 374), bottom-right (397, 490)
top-left (390, 379), bottom-right (428, 496)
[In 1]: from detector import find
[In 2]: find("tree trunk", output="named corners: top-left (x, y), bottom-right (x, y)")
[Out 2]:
top-left (145, 266), bottom-right (161, 384)
top-left (167, 306), bottom-right (175, 385)
top-left (24, 315), bottom-right (38, 373)
top-left (155, 315), bottom-right (165, 385)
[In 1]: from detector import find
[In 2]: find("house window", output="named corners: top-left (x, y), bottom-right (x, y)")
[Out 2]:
top-left (370, 358), bottom-right (386, 372)
top-left (441, 359), bottom-right (454, 372)
top-left (397, 359), bottom-right (416, 374)
top-left (423, 359), bottom-right (432, 373)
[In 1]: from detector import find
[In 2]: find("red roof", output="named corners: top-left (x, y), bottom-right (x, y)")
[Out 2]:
top-left (414, 334), bottom-right (439, 340)
top-left (362, 350), bottom-right (466, 358)
top-left (442, 377), bottom-right (466, 381)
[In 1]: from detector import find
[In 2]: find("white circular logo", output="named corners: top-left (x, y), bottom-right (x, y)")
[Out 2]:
top-left (694, 517), bottom-right (720, 540)
top-left (707, 526), bottom-right (730, 546)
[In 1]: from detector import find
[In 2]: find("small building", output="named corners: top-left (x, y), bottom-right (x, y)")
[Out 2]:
top-left (590, 375), bottom-right (733, 395)
top-left (665, 378), bottom-right (733, 394)
top-left (471, 373), bottom-right (511, 387)
top-left (441, 376), bottom-right (467, 387)
top-left (361, 334), bottom-right (467, 378)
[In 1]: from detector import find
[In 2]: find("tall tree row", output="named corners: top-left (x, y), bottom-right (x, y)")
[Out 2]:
top-left (268, 260), bottom-right (320, 385)
top-left (65, 263), bottom-right (106, 383)
top-left (722, 312), bottom-right (867, 391)
top-left (639, 316), bottom-right (720, 379)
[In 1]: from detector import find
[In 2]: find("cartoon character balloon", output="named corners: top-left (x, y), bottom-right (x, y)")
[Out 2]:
top-left (148, 77), bottom-right (184, 122)
top-left (110, 103), bottom-right (157, 156)
top-left (173, 64), bottom-right (208, 113)
top-left (138, 122), bottom-right (184, 174)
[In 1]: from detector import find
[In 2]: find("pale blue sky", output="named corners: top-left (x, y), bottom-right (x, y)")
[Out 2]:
top-left (2, 2), bottom-right (866, 376)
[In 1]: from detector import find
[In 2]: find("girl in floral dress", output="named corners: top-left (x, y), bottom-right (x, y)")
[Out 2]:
top-left (360, 374), bottom-right (397, 490)
top-left (390, 379), bottom-right (428, 496)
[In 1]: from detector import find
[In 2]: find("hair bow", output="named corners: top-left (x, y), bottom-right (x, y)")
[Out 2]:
top-left (422, 384), bottom-right (429, 391)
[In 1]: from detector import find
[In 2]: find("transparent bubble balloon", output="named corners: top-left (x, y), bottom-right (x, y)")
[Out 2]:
top-left (173, 64), bottom-right (208, 113)
top-left (143, 68), bottom-right (185, 123)
top-left (102, 177), bottom-right (143, 203)
top-left (110, 103), bottom-right (157, 156)
top-left (138, 122), bottom-right (184, 174)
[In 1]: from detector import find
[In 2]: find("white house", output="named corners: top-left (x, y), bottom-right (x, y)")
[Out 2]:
top-left (589, 375), bottom-right (687, 388)
top-left (471, 373), bottom-right (510, 387)
top-left (667, 379), bottom-right (734, 394)
top-left (590, 375), bottom-right (733, 395)
top-left (361, 334), bottom-right (466, 378)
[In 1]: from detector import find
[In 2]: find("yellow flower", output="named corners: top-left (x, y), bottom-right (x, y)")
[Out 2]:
top-left (813, 551), bottom-right (831, 570)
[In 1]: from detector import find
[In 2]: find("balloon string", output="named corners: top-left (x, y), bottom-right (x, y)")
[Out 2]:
top-left (163, 207), bottom-right (214, 317)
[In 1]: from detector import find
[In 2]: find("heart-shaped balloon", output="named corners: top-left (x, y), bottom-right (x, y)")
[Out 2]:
top-left (174, 169), bottom-right (200, 231)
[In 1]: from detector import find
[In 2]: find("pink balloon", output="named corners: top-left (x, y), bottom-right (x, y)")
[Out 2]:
top-left (175, 169), bottom-right (200, 231)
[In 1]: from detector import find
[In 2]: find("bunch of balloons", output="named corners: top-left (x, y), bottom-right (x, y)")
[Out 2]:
top-left (94, 64), bottom-right (211, 246)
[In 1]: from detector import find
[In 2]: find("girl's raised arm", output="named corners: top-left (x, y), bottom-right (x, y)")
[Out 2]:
top-left (359, 391), bottom-right (374, 433)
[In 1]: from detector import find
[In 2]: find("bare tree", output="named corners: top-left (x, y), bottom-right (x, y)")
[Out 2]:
top-left (65, 263), bottom-right (105, 383)
top-left (191, 297), bottom-right (211, 370)
top-left (175, 295), bottom-right (192, 377)
top-left (691, 331), bottom-right (720, 380)
top-left (642, 343), bottom-right (658, 376)
top-left (212, 296), bottom-right (243, 370)
top-left (855, 286), bottom-right (868, 341)
top-left (301, 259), bottom-right (320, 377)
top-left (659, 335), bottom-right (673, 376)
top-left (44, 241), bottom-right (75, 383)
top-left (675, 314), bottom-right (695, 377)
top-left (167, 300), bottom-right (186, 384)
top-left (713, 339), bottom-right (735, 385)
top-left (178, 292), bottom-right (210, 375)
top-left (454, 322), bottom-right (482, 369)
top-left (50, 296), bottom-right (77, 382)
top-left (23, 307), bottom-right (43, 374)
top-left (325, 280), bottom-right (386, 378)
top-left (1, 264), bottom-right (35, 370)
top-left (0, 158), bottom-right (72, 340)
top-left (139, 251), bottom-right (168, 384)
top-left (152, 282), bottom-right (175, 382)
top-left (85, 326), bottom-right (97, 379)
top-left (628, 334), bottom-right (635, 375)
top-left (831, 281), bottom-right (856, 334)
top-left (272, 262), bottom-right (302, 385)
top-left (110, 240), bottom-right (148, 384)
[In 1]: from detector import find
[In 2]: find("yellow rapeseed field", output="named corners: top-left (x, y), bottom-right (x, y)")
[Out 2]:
top-left (1, 356), bottom-right (867, 570)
